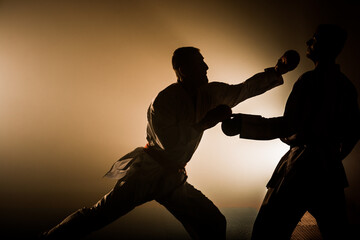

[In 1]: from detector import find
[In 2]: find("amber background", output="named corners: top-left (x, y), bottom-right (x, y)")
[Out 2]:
top-left (0, 0), bottom-right (359, 238)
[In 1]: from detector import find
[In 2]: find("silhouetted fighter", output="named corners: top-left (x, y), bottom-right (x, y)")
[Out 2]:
top-left (41, 46), bottom-right (294, 239)
top-left (222, 24), bottom-right (360, 240)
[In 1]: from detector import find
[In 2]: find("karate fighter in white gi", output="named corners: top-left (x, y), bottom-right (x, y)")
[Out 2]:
top-left (41, 47), bottom-right (295, 239)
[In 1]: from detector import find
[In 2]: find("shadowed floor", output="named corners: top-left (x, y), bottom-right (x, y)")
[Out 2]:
top-left (1, 204), bottom-right (356, 239)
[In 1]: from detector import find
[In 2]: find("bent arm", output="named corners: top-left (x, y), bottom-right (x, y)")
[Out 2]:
top-left (339, 93), bottom-right (360, 160)
top-left (194, 105), bottom-right (232, 132)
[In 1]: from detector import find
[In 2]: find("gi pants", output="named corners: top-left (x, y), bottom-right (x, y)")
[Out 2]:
top-left (251, 178), bottom-right (349, 240)
top-left (42, 159), bottom-right (226, 240)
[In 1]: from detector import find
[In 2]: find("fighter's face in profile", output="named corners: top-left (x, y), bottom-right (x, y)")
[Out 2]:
top-left (306, 34), bottom-right (320, 62)
top-left (181, 52), bottom-right (209, 89)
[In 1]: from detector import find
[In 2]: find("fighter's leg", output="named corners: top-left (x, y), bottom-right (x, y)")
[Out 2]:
top-left (251, 187), bottom-right (306, 240)
top-left (309, 186), bottom-right (349, 240)
top-left (156, 182), bottom-right (226, 240)
top-left (41, 179), bottom-right (151, 239)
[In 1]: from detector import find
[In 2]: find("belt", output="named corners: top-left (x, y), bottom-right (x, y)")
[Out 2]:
top-left (144, 143), bottom-right (187, 174)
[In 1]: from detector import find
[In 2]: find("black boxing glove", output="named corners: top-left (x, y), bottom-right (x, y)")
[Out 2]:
top-left (221, 114), bottom-right (243, 136)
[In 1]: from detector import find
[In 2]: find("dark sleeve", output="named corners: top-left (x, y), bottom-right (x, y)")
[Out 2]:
top-left (339, 81), bottom-right (360, 160)
top-left (239, 114), bottom-right (293, 140)
top-left (238, 76), bottom-right (307, 141)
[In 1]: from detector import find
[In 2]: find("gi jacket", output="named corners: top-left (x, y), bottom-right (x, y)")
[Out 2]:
top-left (105, 68), bottom-right (283, 185)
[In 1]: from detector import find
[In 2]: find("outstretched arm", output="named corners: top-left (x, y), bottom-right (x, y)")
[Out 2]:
top-left (222, 113), bottom-right (294, 140)
top-left (198, 50), bottom-right (300, 116)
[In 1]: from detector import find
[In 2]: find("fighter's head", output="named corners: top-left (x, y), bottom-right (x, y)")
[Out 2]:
top-left (172, 47), bottom-right (209, 88)
top-left (306, 24), bottom-right (347, 63)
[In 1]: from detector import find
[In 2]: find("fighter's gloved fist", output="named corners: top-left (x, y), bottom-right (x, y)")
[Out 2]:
top-left (208, 104), bottom-right (232, 122)
top-left (221, 114), bottom-right (243, 136)
top-left (275, 50), bottom-right (300, 75)
top-left (195, 105), bottom-right (232, 131)
top-left (203, 104), bottom-right (232, 129)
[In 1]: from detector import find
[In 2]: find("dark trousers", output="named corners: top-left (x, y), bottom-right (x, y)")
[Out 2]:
top-left (251, 180), bottom-right (349, 240)
top-left (41, 179), bottom-right (226, 239)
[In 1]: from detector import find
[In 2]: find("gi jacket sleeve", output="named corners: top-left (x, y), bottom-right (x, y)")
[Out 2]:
top-left (239, 114), bottom-right (292, 140)
top-left (196, 68), bottom-right (284, 122)
top-left (337, 79), bottom-right (360, 160)
top-left (237, 74), bottom-right (305, 141)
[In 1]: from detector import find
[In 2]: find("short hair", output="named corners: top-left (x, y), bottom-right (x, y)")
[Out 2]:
top-left (172, 47), bottom-right (200, 70)
top-left (315, 24), bottom-right (347, 59)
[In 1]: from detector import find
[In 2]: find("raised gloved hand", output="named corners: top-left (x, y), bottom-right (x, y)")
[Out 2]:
top-left (274, 50), bottom-right (300, 75)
